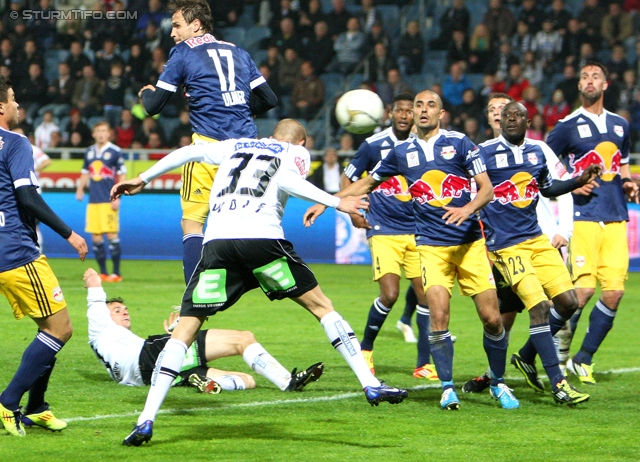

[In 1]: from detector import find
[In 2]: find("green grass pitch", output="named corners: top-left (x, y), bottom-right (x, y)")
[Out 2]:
top-left (1, 259), bottom-right (639, 460)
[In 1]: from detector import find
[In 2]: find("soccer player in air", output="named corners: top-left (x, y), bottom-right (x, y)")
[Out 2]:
top-left (83, 268), bottom-right (324, 393)
top-left (308, 90), bottom-right (517, 411)
top-left (112, 119), bottom-right (407, 447)
top-left (0, 76), bottom-right (88, 437)
top-left (138, 0), bottom-right (277, 283)
top-left (477, 101), bottom-right (600, 405)
top-left (340, 93), bottom-right (437, 379)
top-left (463, 92), bottom-right (575, 393)
top-left (76, 121), bottom-right (126, 282)
top-left (546, 61), bottom-right (639, 384)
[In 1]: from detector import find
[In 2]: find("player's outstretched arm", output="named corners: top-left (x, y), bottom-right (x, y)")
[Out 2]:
top-left (337, 195), bottom-right (369, 215)
top-left (621, 164), bottom-right (639, 204)
top-left (303, 204), bottom-right (326, 227)
top-left (83, 268), bottom-right (103, 288)
top-left (67, 231), bottom-right (88, 261)
top-left (442, 171), bottom-right (494, 226)
top-left (110, 177), bottom-right (145, 199)
top-left (540, 165), bottom-right (603, 198)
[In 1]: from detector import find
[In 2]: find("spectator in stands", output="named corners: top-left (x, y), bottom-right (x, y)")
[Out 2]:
top-left (526, 113), bottom-right (547, 140)
top-left (268, 0), bottom-right (300, 37)
top-left (290, 60), bottom-right (325, 120)
top-left (442, 61), bottom-right (472, 108)
top-left (64, 108), bottom-right (93, 147)
top-left (561, 18), bottom-right (590, 67)
top-left (145, 131), bottom-right (167, 159)
top-left (358, 0), bottom-right (381, 34)
top-left (452, 88), bottom-right (484, 128)
top-left (338, 132), bottom-right (355, 153)
top-left (518, 0), bottom-right (544, 34)
top-left (633, 40), bottom-right (640, 77)
top-left (522, 50), bottom-right (543, 88)
top-left (555, 64), bottom-right (579, 107)
top-left (66, 130), bottom-right (87, 148)
top-left (109, 0), bottom-right (136, 49)
top-left (429, 0), bottom-right (470, 51)
top-left (520, 84), bottom-right (542, 118)
top-left (628, 90), bottom-right (640, 149)
top-left (72, 64), bottom-right (105, 119)
top-left (468, 24), bottom-right (493, 74)
top-left (327, 17), bottom-right (366, 75)
top-left (617, 69), bottom-right (638, 110)
top-left (177, 134), bottom-right (192, 147)
top-left (16, 107), bottom-right (34, 136)
top-left (463, 117), bottom-right (487, 144)
top-left (308, 146), bottom-right (342, 193)
top-left (115, 108), bottom-right (140, 149)
top-left (446, 30), bottom-right (470, 70)
top-left (397, 20), bottom-right (424, 76)
top-left (66, 40), bottom-right (93, 80)
top-left (0, 38), bottom-right (15, 68)
top-left (35, 110), bottom-right (60, 149)
top-left (326, 0), bottom-right (350, 40)
top-left (211, 0), bottom-right (244, 28)
top-left (485, 39), bottom-right (519, 81)
top-left (605, 43), bottom-right (630, 84)
top-left (140, 20), bottom-right (173, 58)
top-left (28, 0), bottom-right (57, 50)
top-left (42, 62), bottom-right (76, 119)
top-left (94, 38), bottom-right (125, 81)
top-left (601, 2), bottom-right (633, 49)
top-left (13, 39), bottom-right (44, 83)
top-left (303, 20), bottom-right (333, 75)
top-left (15, 62), bottom-right (48, 122)
top-left (577, 0), bottom-right (606, 48)
top-left (8, 21), bottom-right (30, 55)
top-left (49, 129), bottom-right (63, 149)
top-left (257, 63), bottom-right (281, 119)
top-left (124, 41), bottom-right (149, 93)
top-left (543, 88), bottom-right (571, 129)
top-left (168, 109), bottom-right (192, 148)
top-left (82, 1), bottom-right (115, 51)
top-left (493, 62), bottom-right (530, 100)
top-left (364, 20), bottom-right (390, 55)
top-left (103, 62), bottom-right (128, 129)
top-left (534, 18), bottom-right (563, 75)
top-left (278, 47), bottom-right (303, 97)
top-left (478, 73), bottom-right (498, 109)
top-left (576, 41), bottom-right (596, 70)
top-left (136, 0), bottom-right (169, 36)
top-left (134, 116), bottom-right (161, 145)
top-left (56, 12), bottom-right (83, 50)
top-left (511, 21), bottom-right (536, 59)
top-left (270, 17), bottom-right (303, 55)
top-left (364, 42), bottom-right (397, 86)
top-left (298, 0), bottom-right (325, 38)
top-left (483, 0), bottom-right (517, 47)
top-left (3, 0), bottom-right (25, 34)
top-left (145, 46), bottom-right (167, 84)
top-left (376, 68), bottom-right (413, 107)
top-left (548, 0), bottom-right (573, 34)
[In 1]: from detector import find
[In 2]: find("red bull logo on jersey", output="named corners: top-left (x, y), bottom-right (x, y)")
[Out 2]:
top-left (569, 141), bottom-right (620, 182)
top-left (89, 160), bottom-right (114, 182)
top-left (492, 171), bottom-right (538, 208)
top-left (184, 33), bottom-right (222, 48)
top-left (409, 170), bottom-right (470, 207)
top-left (374, 175), bottom-right (412, 202)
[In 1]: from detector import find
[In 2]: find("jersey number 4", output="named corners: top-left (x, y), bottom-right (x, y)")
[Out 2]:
top-left (217, 153), bottom-right (281, 198)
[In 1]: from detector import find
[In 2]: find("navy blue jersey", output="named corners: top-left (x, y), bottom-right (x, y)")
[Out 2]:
top-left (479, 136), bottom-right (553, 251)
top-left (372, 130), bottom-right (485, 246)
top-left (157, 34), bottom-right (264, 140)
top-left (81, 142), bottom-right (126, 203)
top-left (546, 107), bottom-right (630, 222)
top-left (344, 127), bottom-right (415, 238)
top-left (0, 128), bottom-right (40, 272)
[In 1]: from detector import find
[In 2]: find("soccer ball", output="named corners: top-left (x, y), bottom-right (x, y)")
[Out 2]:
top-left (335, 89), bottom-right (384, 135)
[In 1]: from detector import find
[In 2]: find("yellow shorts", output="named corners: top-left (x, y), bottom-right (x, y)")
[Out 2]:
top-left (180, 133), bottom-right (220, 224)
top-left (86, 202), bottom-right (119, 234)
top-left (491, 234), bottom-right (574, 310)
top-left (368, 234), bottom-right (420, 281)
top-left (0, 255), bottom-right (66, 320)
top-left (418, 238), bottom-right (495, 297)
top-left (568, 221), bottom-right (628, 291)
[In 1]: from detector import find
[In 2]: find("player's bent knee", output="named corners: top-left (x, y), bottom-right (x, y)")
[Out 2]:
top-left (238, 330), bottom-right (258, 350)
top-left (601, 289), bottom-right (624, 309)
top-left (528, 301), bottom-right (550, 325)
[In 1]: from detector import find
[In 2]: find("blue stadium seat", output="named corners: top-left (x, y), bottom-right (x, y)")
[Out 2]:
top-left (238, 3), bottom-right (256, 28)
top-left (320, 73), bottom-right (345, 100)
top-left (221, 27), bottom-right (246, 48)
top-left (377, 5), bottom-right (401, 38)
top-left (466, 73), bottom-right (484, 91)
top-left (245, 26), bottom-right (271, 53)
top-left (255, 118), bottom-right (279, 138)
top-left (347, 73), bottom-right (365, 90)
top-left (87, 115), bottom-right (104, 129)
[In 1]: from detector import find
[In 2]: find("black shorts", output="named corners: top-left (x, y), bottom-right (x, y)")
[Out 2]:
top-left (181, 238), bottom-right (319, 318)
top-left (139, 330), bottom-right (208, 385)
top-left (493, 265), bottom-right (525, 314)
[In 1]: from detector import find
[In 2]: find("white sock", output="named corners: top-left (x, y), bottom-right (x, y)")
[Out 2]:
top-left (137, 338), bottom-right (188, 425)
top-left (214, 375), bottom-right (247, 391)
top-left (243, 343), bottom-right (291, 391)
top-left (320, 311), bottom-right (380, 388)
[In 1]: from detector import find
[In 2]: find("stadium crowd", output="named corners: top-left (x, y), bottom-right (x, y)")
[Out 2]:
top-left (1, 0), bottom-right (640, 151)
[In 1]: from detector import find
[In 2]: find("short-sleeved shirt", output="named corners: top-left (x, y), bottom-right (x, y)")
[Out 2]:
top-left (546, 107), bottom-right (630, 222)
top-left (344, 127), bottom-right (415, 238)
top-left (372, 129), bottom-right (485, 246)
top-left (157, 34), bottom-right (264, 140)
top-left (81, 142), bottom-right (126, 204)
top-left (0, 128), bottom-right (40, 272)
top-left (479, 135), bottom-right (554, 251)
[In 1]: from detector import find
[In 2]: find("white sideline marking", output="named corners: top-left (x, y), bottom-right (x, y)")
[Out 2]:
top-left (65, 367), bottom-right (640, 423)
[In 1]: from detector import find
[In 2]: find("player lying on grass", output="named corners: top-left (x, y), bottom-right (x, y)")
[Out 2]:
top-left (84, 268), bottom-right (324, 393)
